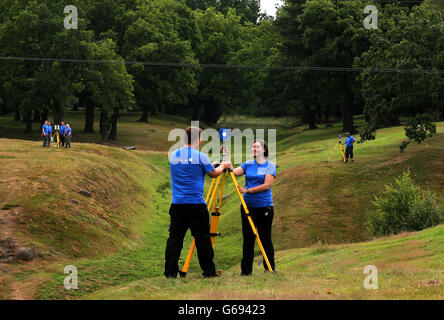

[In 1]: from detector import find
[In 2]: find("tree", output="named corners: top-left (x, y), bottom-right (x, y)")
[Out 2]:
top-left (122, 0), bottom-right (199, 123)
top-left (276, 0), bottom-right (371, 132)
top-left (356, 4), bottom-right (444, 142)
top-left (185, 0), bottom-right (261, 24)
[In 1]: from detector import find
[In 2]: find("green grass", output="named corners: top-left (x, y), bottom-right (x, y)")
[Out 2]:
top-left (83, 224), bottom-right (444, 300)
top-left (1, 113), bottom-right (443, 299)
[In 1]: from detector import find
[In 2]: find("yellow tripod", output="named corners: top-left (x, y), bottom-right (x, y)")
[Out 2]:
top-left (326, 137), bottom-right (346, 163)
top-left (179, 168), bottom-right (274, 277)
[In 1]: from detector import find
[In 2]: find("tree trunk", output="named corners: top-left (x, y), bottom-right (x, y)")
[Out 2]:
top-left (108, 108), bottom-right (119, 141)
top-left (340, 75), bottom-right (356, 133)
top-left (32, 109), bottom-right (41, 123)
top-left (0, 100), bottom-right (7, 116)
top-left (302, 103), bottom-right (317, 130)
top-left (40, 109), bottom-right (48, 123)
top-left (138, 109), bottom-right (148, 122)
top-left (84, 103), bottom-right (95, 133)
top-left (23, 111), bottom-right (33, 134)
top-left (99, 110), bottom-right (110, 141)
top-left (51, 98), bottom-right (63, 125)
top-left (14, 109), bottom-right (20, 121)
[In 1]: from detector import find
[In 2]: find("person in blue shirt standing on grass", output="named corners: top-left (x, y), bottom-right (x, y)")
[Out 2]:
top-left (164, 126), bottom-right (232, 279)
top-left (64, 124), bottom-right (72, 148)
top-left (344, 132), bottom-right (356, 163)
top-left (42, 121), bottom-right (49, 147)
top-left (229, 139), bottom-right (277, 275)
top-left (60, 122), bottom-right (66, 147)
top-left (47, 121), bottom-right (52, 147)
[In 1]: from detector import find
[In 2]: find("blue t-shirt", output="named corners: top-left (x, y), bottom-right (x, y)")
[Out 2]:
top-left (47, 125), bottom-right (52, 134)
top-left (60, 125), bottom-right (66, 135)
top-left (42, 124), bottom-right (48, 135)
top-left (66, 128), bottom-right (72, 136)
top-left (240, 160), bottom-right (276, 208)
top-left (346, 136), bottom-right (355, 147)
top-left (169, 147), bottom-right (215, 204)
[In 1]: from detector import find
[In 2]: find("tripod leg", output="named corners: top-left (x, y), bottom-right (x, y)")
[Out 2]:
top-left (228, 171), bottom-right (274, 273)
top-left (210, 171), bottom-right (226, 247)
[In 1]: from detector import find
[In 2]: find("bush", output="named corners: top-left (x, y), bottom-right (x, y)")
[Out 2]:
top-left (367, 170), bottom-right (444, 236)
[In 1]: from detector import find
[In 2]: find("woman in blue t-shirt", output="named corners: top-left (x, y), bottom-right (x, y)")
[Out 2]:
top-left (230, 139), bottom-right (277, 275)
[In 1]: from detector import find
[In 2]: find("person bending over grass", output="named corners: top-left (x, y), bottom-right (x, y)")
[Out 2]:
top-left (229, 139), bottom-right (277, 275)
top-left (164, 126), bottom-right (231, 279)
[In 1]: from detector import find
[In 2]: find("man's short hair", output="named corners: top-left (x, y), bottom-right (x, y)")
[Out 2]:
top-left (184, 126), bottom-right (202, 145)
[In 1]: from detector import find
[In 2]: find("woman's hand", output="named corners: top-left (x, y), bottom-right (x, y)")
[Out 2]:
top-left (237, 185), bottom-right (248, 194)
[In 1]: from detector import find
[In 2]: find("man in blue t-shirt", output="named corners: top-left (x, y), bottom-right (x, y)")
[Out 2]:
top-left (47, 122), bottom-right (53, 147)
top-left (42, 121), bottom-right (49, 147)
top-left (164, 126), bottom-right (231, 279)
top-left (60, 122), bottom-right (66, 147)
top-left (344, 132), bottom-right (356, 163)
top-left (64, 124), bottom-right (72, 148)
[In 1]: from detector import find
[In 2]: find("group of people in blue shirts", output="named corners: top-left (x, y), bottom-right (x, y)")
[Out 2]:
top-left (42, 121), bottom-right (72, 148)
top-left (165, 126), bottom-right (277, 278)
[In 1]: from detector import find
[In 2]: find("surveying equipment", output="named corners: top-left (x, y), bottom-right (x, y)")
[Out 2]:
top-left (54, 125), bottom-right (61, 147)
top-left (326, 134), bottom-right (346, 163)
top-left (179, 128), bottom-right (274, 277)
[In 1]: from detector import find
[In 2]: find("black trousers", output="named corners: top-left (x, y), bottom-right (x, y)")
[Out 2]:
top-left (60, 135), bottom-right (65, 147)
top-left (65, 135), bottom-right (71, 148)
top-left (345, 146), bottom-right (354, 160)
top-left (241, 205), bottom-right (275, 274)
top-left (164, 203), bottom-right (216, 277)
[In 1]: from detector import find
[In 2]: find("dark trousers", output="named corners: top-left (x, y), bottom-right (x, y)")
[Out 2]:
top-left (42, 134), bottom-right (51, 147)
top-left (241, 205), bottom-right (275, 274)
top-left (164, 203), bottom-right (216, 277)
top-left (345, 146), bottom-right (354, 160)
top-left (60, 135), bottom-right (65, 147)
top-left (65, 135), bottom-right (71, 148)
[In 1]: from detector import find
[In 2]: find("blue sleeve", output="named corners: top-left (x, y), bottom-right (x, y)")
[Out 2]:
top-left (199, 152), bottom-right (215, 174)
top-left (240, 162), bottom-right (248, 173)
top-left (265, 162), bottom-right (277, 177)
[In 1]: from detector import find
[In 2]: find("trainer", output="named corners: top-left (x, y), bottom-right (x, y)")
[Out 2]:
top-left (230, 139), bottom-right (277, 275)
top-left (164, 126), bottom-right (231, 278)
top-left (344, 132), bottom-right (356, 163)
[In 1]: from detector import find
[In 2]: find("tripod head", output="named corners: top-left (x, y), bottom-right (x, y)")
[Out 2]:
top-left (219, 128), bottom-right (231, 162)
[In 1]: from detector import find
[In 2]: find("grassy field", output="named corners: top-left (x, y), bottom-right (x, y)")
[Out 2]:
top-left (0, 112), bottom-right (443, 299)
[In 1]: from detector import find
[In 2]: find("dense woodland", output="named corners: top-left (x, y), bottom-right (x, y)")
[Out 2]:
top-left (0, 0), bottom-right (443, 141)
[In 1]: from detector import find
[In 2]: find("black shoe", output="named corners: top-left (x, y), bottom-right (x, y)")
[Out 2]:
top-left (164, 273), bottom-right (177, 279)
top-left (240, 272), bottom-right (251, 276)
top-left (203, 273), bottom-right (219, 278)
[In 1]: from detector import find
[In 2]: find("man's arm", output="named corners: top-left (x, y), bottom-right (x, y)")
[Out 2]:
top-left (208, 162), bottom-right (231, 178)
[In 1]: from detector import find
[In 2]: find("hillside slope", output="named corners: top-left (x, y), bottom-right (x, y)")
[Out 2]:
top-left (84, 224), bottom-right (444, 300)
top-left (0, 117), bottom-right (443, 300)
